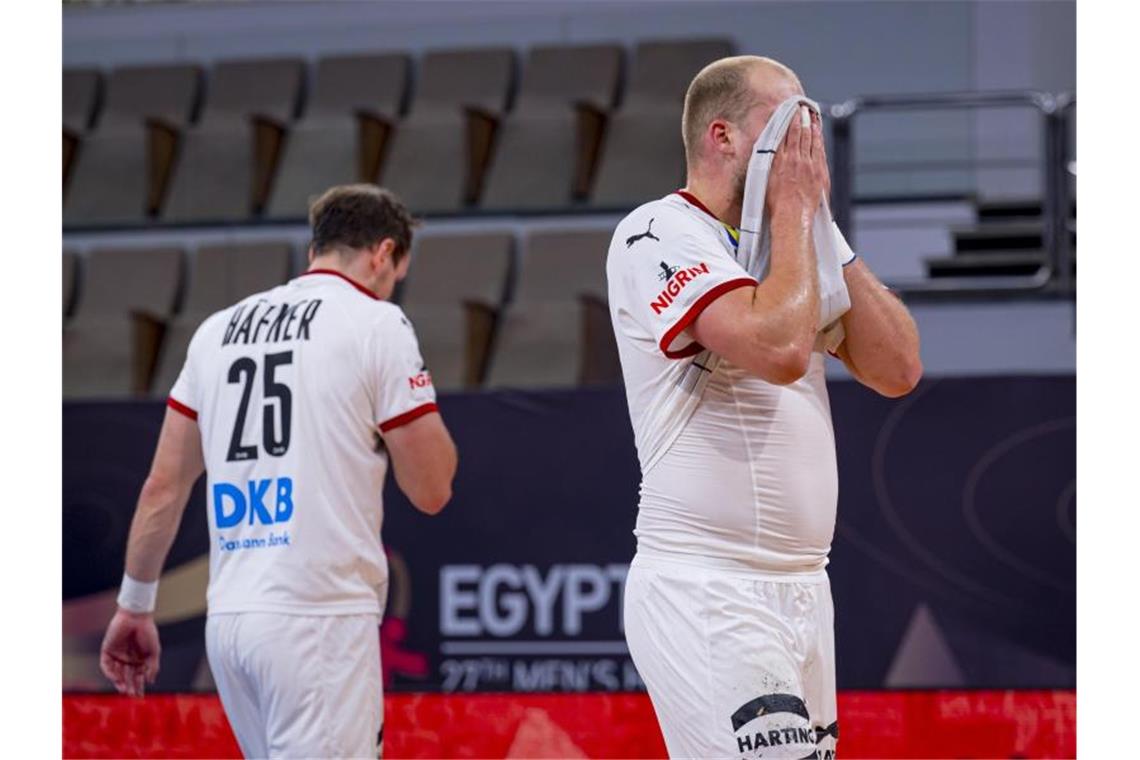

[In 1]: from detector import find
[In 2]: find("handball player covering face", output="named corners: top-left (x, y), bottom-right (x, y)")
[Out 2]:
top-left (606, 56), bottom-right (921, 758)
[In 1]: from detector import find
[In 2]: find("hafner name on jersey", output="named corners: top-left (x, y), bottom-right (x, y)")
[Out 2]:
top-left (222, 298), bottom-right (323, 347)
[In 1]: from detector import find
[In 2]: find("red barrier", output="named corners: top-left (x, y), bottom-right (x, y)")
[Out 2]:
top-left (63, 690), bottom-right (1075, 759)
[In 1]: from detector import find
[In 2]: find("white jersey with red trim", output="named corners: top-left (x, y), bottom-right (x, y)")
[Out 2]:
top-left (607, 192), bottom-right (839, 573)
top-left (168, 270), bottom-right (438, 615)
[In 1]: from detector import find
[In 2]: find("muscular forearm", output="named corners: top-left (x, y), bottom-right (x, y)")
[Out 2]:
top-left (751, 208), bottom-right (820, 355)
top-left (124, 477), bottom-right (194, 582)
top-left (837, 259), bottom-right (922, 397)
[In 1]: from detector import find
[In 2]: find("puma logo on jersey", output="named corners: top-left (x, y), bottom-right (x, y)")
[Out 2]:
top-left (625, 218), bottom-right (660, 248)
top-left (649, 262), bottom-right (710, 315)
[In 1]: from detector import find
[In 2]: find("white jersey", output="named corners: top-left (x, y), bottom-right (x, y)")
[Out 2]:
top-left (607, 192), bottom-right (839, 573)
top-left (169, 269), bottom-right (438, 616)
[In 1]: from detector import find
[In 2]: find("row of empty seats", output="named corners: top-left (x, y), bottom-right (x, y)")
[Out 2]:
top-left (63, 38), bottom-right (733, 226)
top-left (63, 229), bottom-right (618, 398)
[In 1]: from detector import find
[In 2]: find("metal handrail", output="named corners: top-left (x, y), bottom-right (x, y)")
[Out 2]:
top-left (827, 90), bottom-right (1075, 297)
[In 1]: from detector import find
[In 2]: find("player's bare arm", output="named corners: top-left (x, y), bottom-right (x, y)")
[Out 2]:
top-left (384, 411), bottom-right (457, 514)
top-left (832, 261), bottom-right (923, 397)
top-left (691, 113), bottom-right (824, 384)
top-left (802, 106), bottom-right (923, 397)
top-left (100, 407), bottom-right (204, 697)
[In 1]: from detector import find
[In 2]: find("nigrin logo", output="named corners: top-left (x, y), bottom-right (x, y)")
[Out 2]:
top-left (649, 262), bottom-right (710, 315)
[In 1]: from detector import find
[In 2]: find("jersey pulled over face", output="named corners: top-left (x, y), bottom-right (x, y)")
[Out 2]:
top-left (607, 193), bottom-right (838, 573)
top-left (169, 270), bottom-right (437, 615)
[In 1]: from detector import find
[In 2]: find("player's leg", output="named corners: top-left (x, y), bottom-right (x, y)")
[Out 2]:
top-left (626, 555), bottom-right (815, 758)
top-left (253, 613), bottom-right (382, 758)
top-left (624, 555), bottom-right (720, 757)
top-left (802, 577), bottom-right (838, 760)
top-left (204, 614), bottom-right (270, 759)
top-left (711, 577), bottom-right (818, 759)
top-left (316, 614), bottom-right (384, 758)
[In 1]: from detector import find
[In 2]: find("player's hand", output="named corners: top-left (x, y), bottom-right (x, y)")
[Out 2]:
top-left (766, 106), bottom-right (828, 222)
top-left (100, 608), bottom-right (161, 697)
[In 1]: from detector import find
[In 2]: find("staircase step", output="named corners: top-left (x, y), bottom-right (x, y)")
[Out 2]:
top-left (926, 252), bottom-right (1048, 278)
top-left (952, 222), bottom-right (1076, 253)
top-left (976, 198), bottom-right (1076, 223)
top-left (977, 198), bottom-right (1043, 221)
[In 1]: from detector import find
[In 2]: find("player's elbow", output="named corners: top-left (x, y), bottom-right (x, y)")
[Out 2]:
top-left (878, 355), bottom-right (923, 398)
top-left (410, 482), bottom-right (452, 516)
top-left (139, 473), bottom-right (181, 507)
top-left (754, 341), bottom-right (813, 385)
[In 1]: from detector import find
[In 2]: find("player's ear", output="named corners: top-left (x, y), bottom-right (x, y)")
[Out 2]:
top-left (367, 239), bottom-right (392, 272)
top-left (378, 238), bottom-right (398, 268)
top-left (708, 118), bottom-right (734, 159)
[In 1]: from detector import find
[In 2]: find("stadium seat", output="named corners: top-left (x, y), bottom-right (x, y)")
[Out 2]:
top-left (64, 64), bottom-right (200, 226)
top-left (379, 48), bottom-right (514, 214)
top-left (265, 54), bottom-right (410, 220)
top-left (63, 68), bottom-right (101, 191)
top-left (63, 246), bottom-right (184, 398)
top-left (63, 68), bottom-right (101, 134)
top-left (161, 58), bottom-right (304, 223)
top-left (399, 232), bottom-right (513, 390)
top-left (63, 249), bottom-right (78, 319)
top-left (590, 38), bottom-right (734, 208)
top-left (485, 229), bottom-right (617, 388)
top-left (151, 241), bottom-right (294, 395)
top-left (480, 44), bottom-right (622, 211)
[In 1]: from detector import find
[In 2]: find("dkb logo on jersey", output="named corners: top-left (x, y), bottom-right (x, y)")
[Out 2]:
top-left (213, 477), bottom-right (294, 529)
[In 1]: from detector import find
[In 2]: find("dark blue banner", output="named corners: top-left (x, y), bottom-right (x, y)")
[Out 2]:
top-left (63, 377), bottom-right (1075, 692)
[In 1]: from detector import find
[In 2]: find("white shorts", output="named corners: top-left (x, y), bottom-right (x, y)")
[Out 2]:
top-left (624, 553), bottom-right (838, 759)
top-left (205, 612), bottom-right (383, 759)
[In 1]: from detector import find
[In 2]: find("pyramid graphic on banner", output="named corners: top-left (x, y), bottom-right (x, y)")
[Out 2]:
top-left (885, 604), bottom-right (966, 687)
top-left (506, 707), bottom-right (588, 758)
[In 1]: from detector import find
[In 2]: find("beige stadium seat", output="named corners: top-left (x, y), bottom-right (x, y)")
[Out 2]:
top-left (151, 241), bottom-right (294, 395)
top-left (485, 229), bottom-right (618, 389)
top-left (398, 232), bottom-right (513, 390)
top-left (63, 68), bottom-right (101, 134)
top-left (265, 54), bottom-right (410, 220)
top-left (63, 247), bottom-right (184, 398)
top-left (162, 58), bottom-right (304, 223)
top-left (480, 44), bottom-right (622, 211)
top-left (63, 68), bottom-right (101, 192)
top-left (63, 250), bottom-right (79, 319)
top-left (591, 38), bottom-right (734, 208)
top-left (380, 48), bottom-right (513, 214)
top-left (64, 64), bottom-right (200, 226)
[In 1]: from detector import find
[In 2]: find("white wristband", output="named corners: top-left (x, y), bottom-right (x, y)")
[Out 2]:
top-left (117, 574), bottom-right (158, 613)
top-left (831, 221), bottom-right (858, 266)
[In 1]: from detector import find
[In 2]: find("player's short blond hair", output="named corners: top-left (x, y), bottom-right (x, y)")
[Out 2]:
top-left (682, 55), bottom-right (801, 166)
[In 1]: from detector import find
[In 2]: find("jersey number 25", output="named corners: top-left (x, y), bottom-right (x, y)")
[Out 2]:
top-left (226, 351), bottom-right (293, 461)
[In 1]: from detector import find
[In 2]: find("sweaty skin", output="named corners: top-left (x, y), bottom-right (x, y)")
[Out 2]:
top-left (685, 58), bottom-right (920, 395)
